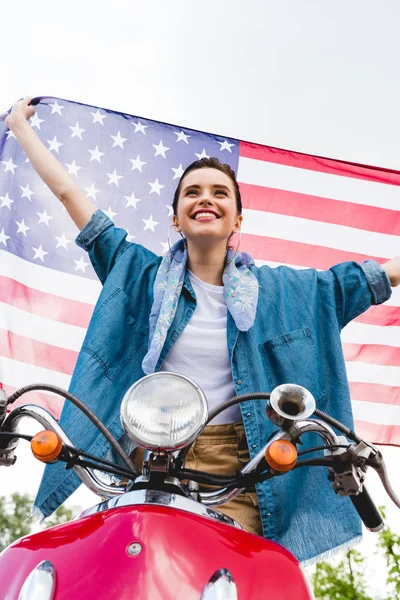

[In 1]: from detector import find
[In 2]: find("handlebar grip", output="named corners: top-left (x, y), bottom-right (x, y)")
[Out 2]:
top-left (350, 487), bottom-right (384, 532)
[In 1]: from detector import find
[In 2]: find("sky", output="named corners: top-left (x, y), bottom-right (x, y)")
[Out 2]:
top-left (1, 0), bottom-right (400, 593)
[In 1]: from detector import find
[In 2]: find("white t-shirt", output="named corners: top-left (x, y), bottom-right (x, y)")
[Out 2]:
top-left (160, 270), bottom-right (242, 424)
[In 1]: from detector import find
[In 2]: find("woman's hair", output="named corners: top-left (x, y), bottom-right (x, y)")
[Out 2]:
top-left (172, 157), bottom-right (242, 216)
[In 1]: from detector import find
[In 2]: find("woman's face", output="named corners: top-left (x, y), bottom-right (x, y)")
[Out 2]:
top-left (173, 168), bottom-right (242, 246)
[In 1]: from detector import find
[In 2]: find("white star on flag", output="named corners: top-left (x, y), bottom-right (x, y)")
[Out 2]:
top-left (195, 149), bottom-right (210, 159)
top-left (2, 158), bottom-right (18, 174)
top-left (37, 209), bottom-right (54, 226)
top-left (160, 241), bottom-right (170, 254)
top-left (125, 191), bottom-right (142, 209)
top-left (218, 140), bottom-right (235, 152)
top-left (130, 155), bottom-right (146, 172)
top-left (69, 122), bottom-right (86, 139)
top-left (88, 146), bottom-right (105, 163)
top-left (0, 228), bottom-right (10, 246)
top-left (85, 183), bottom-right (100, 200)
top-left (65, 159), bottom-right (82, 177)
top-left (165, 205), bottom-right (174, 217)
top-left (148, 178), bottom-right (165, 195)
top-left (15, 219), bottom-right (30, 236)
top-left (47, 136), bottom-right (63, 153)
top-left (104, 205), bottom-right (117, 220)
top-left (49, 100), bottom-right (64, 115)
top-left (153, 140), bottom-right (170, 158)
top-left (20, 184), bottom-right (35, 201)
top-left (174, 131), bottom-right (190, 144)
top-left (32, 245), bottom-right (48, 262)
top-left (107, 169), bottom-right (123, 186)
top-left (74, 256), bottom-right (90, 272)
top-left (90, 110), bottom-right (106, 125)
top-left (55, 233), bottom-right (72, 250)
top-left (29, 113), bottom-right (44, 130)
top-left (143, 214), bottom-right (159, 232)
top-left (0, 193), bottom-right (14, 209)
top-left (172, 164), bottom-right (184, 180)
top-left (126, 230), bottom-right (135, 242)
top-left (132, 120), bottom-right (148, 134)
top-left (111, 132), bottom-right (127, 149)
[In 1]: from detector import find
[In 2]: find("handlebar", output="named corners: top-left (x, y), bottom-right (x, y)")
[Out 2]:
top-left (1, 405), bottom-right (127, 498)
top-left (350, 488), bottom-right (384, 532)
top-left (1, 383), bottom-right (399, 530)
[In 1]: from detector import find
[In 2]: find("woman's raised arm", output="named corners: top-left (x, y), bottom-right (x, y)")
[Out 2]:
top-left (5, 97), bottom-right (97, 231)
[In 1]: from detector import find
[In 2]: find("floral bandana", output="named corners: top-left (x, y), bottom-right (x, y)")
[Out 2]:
top-left (142, 239), bottom-right (259, 374)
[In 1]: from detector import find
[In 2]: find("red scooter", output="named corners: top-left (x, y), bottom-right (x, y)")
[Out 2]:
top-left (0, 373), bottom-right (399, 599)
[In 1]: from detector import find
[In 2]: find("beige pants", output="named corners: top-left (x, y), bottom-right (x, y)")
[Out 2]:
top-left (184, 422), bottom-right (263, 536)
top-left (132, 423), bottom-right (263, 536)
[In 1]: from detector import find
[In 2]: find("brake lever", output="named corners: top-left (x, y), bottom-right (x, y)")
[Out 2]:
top-left (367, 451), bottom-right (400, 509)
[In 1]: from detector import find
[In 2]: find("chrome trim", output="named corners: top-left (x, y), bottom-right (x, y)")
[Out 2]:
top-left (268, 383), bottom-right (316, 426)
top-left (290, 418), bottom-right (340, 446)
top-left (199, 429), bottom-right (291, 506)
top-left (199, 419), bottom-right (340, 506)
top-left (4, 405), bottom-right (126, 498)
top-left (78, 489), bottom-right (242, 529)
top-left (201, 569), bottom-right (238, 600)
top-left (18, 560), bottom-right (56, 600)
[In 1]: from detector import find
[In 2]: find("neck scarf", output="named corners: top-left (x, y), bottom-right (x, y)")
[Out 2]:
top-left (142, 240), bottom-right (259, 374)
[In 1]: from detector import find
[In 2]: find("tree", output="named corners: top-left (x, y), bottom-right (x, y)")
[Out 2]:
top-left (0, 493), bottom-right (76, 552)
top-left (311, 509), bottom-right (400, 600)
top-left (312, 549), bottom-right (374, 600)
top-left (377, 508), bottom-right (400, 600)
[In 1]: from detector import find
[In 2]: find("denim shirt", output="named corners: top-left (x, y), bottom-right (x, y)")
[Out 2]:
top-left (34, 210), bottom-right (392, 564)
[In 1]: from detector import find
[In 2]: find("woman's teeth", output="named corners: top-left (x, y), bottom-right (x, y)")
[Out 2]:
top-left (195, 212), bottom-right (218, 220)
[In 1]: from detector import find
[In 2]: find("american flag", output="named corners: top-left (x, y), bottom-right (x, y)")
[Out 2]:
top-left (1, 96), bottom-right (399, 445)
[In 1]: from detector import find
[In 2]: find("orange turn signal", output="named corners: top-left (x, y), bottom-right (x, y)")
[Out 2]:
top-left (31, 430), bottom-right (63, 463)
top-left (265, 440), bottom-right (297, 472)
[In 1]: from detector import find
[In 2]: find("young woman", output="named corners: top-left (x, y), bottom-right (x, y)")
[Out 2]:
top-left (6, 97), bottom-right (400, 564)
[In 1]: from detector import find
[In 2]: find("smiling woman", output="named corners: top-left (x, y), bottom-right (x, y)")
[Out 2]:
top-left (170, 158), bottom-right (243, 285)
top-left (5, 97), bottom-right (398, 564)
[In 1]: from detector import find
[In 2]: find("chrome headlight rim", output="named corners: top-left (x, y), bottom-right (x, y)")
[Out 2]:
top-left (120, 371), bottom-right (208, 451)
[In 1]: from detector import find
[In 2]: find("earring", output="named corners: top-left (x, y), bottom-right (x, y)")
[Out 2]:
top-left (226, 229), bottom-right (242, 266)
top-left (167, 224), bottom-right (186, 253)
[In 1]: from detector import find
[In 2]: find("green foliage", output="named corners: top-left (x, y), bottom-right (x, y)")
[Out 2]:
top-left (312, 549), bottom-right (374, 600)
top-left (377, 526), bottom-right (400, 600)
top-left (0, 493), bottom-right (76, 552)
top-left (311, 507), bottom-right (400, 600)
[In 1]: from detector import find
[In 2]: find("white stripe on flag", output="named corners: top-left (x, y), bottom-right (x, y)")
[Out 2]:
top-left (0, 302), bottom-right (86, 351)
top-left (242, 208), bottom-right (398, 258)
top-left (0, 249), bottom-right (101, 303)
top-left (346, 361), bottom-right (400, 387)
top-left (342, 321), bottom-right (400, 348)
top-left (238, 156), bottom-right (400, 211)
top-left (0, 356), bottom-right (71, 390)
top-left (352, 399), bottom-right (400, 426)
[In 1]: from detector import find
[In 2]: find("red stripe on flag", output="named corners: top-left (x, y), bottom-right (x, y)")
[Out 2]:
top-left (240, 183), bottom-right (400, 236)
top-left (355, 306), bottom-right (400, 328)
top-left (0, 275), bottom-right (93, 328)
top-left (4, 383), bottom-right (63, 420)
top-left (0, 329), bottom-right (77, 374)
top-left (241, 233), bottom-right (386, 269)
top-left (354, 419), bottom-right (400, 446)
top-left (343, 343), bottom-right (400, 367)
top-left (349, 381), bottom-right (400, 406)
top-left (240, 141), bottom-right (400, 186)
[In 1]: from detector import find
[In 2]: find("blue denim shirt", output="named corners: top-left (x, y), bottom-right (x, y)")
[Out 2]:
top-left (34, 210), bottom-right (392, 563)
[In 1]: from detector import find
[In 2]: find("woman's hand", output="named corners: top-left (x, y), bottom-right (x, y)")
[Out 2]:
top-left (5, 97), bottom-right (35, 129)
top-left (383, 255), bottom-right (400, 287)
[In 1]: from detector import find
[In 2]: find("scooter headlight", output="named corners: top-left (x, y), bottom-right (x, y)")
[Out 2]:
top-left (120, 372), bottom-right (208, 451)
